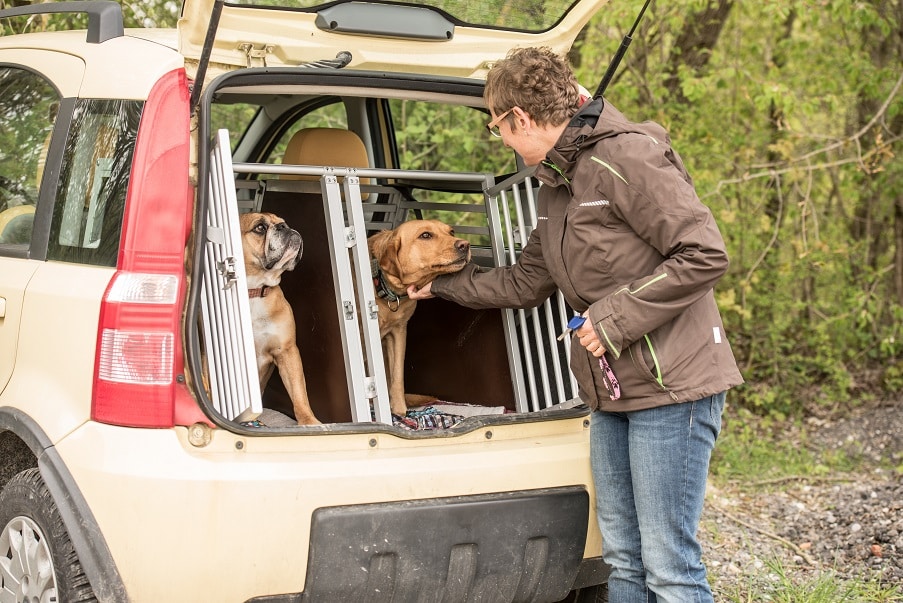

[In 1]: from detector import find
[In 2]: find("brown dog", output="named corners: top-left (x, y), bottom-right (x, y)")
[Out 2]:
top-left (240, 212), bottom-right (319, 425)
top-left (368, 219), bottom-right (471, 416)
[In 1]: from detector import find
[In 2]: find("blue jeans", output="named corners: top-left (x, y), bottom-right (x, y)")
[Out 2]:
top-left (590, 392), bottom-right (725, 603)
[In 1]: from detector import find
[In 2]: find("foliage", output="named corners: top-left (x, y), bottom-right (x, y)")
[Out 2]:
top-left (719, 557), bottom-right (903, 603)
top-left (710, 406), bottom-right (861, 481)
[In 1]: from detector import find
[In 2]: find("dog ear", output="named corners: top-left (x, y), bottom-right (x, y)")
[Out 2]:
top-left (369, 229), bottom-right (402, 276)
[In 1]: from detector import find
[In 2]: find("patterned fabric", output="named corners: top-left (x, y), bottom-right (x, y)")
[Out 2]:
top-left (240, 403), bottom-right (506, 429)
top-left (392, 406), bottom-right (465, 430)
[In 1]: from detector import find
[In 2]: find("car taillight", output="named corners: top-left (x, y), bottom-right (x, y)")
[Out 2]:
top-left (92, 68), bottom-right (194, 428)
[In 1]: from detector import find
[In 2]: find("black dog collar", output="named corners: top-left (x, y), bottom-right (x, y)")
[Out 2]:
top-left (370, 257), bottom-right (406, 310)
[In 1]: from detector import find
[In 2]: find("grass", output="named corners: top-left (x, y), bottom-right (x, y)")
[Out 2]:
top-left (710, 407), bottom-right (862, 483)
top-left (717, 557), bottom-right (903, 602)
top-left (708, 407), bottom-right (902, 602)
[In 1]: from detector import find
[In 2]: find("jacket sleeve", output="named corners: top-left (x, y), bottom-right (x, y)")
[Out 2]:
top-left (586, 134), bottom-right (729, 359)
top-left (431, 226), bottom-right (558, 309)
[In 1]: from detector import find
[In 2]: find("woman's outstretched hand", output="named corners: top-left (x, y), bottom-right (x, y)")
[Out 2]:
top-left (407, 282), bottom-right (435, 300)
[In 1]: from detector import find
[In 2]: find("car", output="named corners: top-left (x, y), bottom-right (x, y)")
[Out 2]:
top-left (0, 0), bottom-right (612, 601)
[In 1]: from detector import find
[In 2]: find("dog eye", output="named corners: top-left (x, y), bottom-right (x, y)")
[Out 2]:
top-left (419, 232), bottom-right (432, 240)
top-left (253, 223), bottom-right (267, 234)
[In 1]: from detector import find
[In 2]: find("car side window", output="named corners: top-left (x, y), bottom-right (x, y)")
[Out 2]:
top-left (209, 99), bottom-right (347, 164)
top-left (388, 99), bottom-right (516, 175)
top-left (0, 66), bottom-right (58, 250)
top-left (46, 99), bottom-right (141, 267)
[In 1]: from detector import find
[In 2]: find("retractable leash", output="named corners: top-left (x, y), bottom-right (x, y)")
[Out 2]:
top-left (592, 0), bottom-right (654, 99)
top-left (558, 315), bottom-right (621, 400)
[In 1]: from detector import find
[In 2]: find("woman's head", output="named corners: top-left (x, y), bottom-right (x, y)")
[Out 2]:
top-left (484, 47), bottom-right (582, 129)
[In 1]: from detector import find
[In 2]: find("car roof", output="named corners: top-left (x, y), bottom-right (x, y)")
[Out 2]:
top-left (178, 0), bottom-right (609, 78)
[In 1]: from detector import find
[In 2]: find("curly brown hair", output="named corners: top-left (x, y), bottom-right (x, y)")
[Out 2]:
top-left (484, 46), bottom-right (582, 128)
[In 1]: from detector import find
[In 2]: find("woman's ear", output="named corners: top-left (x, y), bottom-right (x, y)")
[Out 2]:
top-left (511, 106), bottom-right (531, 132)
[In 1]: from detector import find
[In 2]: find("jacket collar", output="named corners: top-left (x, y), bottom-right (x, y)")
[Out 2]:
top-left (536, 98), bottom-right (609, 186)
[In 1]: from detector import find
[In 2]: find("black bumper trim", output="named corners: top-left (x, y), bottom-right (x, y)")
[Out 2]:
top-left (300, 487), bottom-right (589, 602)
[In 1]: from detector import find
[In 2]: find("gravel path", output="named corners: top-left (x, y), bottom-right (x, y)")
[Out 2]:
top-left (700, 400), bottom-right (903, 597)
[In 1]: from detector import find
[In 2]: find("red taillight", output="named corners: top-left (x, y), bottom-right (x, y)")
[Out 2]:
top-left (92, 68), bottom-right (193, 428)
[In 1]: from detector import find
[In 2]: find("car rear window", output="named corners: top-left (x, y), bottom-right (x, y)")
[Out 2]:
top-left (46, 99), bottom-right (141, 267)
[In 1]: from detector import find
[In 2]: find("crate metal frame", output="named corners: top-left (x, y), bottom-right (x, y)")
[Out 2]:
top-left (201, 130), bottom-right (579, 424)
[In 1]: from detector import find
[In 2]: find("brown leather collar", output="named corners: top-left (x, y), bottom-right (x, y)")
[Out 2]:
top-left (248, 285), bottom-right (270, 298)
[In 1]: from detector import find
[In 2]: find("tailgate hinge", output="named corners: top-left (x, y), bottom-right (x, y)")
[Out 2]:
top-left (238, 42), bottom-right (274, 67)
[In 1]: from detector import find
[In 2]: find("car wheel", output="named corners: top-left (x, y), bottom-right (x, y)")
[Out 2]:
top-left (0, 468), bottom-right (97, 602)
top-left (572, 583), bottom-right (609, 602)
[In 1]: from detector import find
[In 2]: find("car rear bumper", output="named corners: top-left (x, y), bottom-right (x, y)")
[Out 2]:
top-left (50, 416), bottom-right (602, 601)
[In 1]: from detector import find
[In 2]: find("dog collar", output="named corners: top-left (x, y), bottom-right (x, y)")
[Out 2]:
top-left (248, 285), bottom-right (270, 298)
top-left (370, 257), bottom-right (407, 308)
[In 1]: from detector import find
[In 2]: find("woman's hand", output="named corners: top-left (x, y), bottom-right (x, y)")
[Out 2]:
top-left (576, 316), bottom-right (606, 358)
top-left (407, 281), bottom-right (434, 300)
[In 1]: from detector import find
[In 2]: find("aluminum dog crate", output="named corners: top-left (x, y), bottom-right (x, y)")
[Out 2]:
top-left (201, 129), bottom-right (579, 424)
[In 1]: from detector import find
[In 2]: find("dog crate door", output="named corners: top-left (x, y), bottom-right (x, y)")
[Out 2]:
top-left (199, 129), bottom-right (263, 422)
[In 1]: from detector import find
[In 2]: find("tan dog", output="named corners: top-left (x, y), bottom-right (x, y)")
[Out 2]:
top-left (240, 212), bottom-right (319, 425)
top-left (368, 219), bottom-right (471, 416)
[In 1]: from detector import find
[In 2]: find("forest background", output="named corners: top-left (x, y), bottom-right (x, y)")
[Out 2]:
top-left (4, 0), bottom-right (902, 421)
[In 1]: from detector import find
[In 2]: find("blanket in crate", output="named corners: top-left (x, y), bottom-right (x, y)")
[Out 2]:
top-left (241, 402), bottom-right (507, 430)
top-left (392, 402), bottom-right (508, 431)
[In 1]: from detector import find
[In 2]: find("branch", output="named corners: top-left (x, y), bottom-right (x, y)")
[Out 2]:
top-left (745, 475), bottom-right (854, 487)
top-left (701, 70), bottom-right (903, 200)
top-left (708, 500), bottom-right (821, 567)
top-left (741, 173), bottom-right (783, 285)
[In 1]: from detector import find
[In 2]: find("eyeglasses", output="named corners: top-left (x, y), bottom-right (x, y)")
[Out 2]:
top-left (485, 107), bottom-right (514, 138)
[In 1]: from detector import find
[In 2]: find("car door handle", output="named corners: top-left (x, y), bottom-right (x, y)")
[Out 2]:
top-left (0, 297), bottom-right (6, 318)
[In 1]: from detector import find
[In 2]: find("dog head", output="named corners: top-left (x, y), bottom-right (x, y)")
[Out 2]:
top-left (369, 219), bottom-right (471, 289)
top-left (240, 212), bottom-right (303, 285)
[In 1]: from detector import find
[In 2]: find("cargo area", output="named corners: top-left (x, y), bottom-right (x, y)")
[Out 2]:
top-left (192, 75), bottom-right (584, 431)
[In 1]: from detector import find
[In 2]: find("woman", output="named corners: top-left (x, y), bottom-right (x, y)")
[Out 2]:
top-left (408, 46), bottom-right (744, 602)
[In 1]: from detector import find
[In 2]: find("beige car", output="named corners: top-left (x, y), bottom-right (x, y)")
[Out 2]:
top-left (0, 0), bottom-right (612, 601)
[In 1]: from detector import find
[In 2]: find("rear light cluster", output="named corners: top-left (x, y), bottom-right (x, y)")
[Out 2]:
top-left (97, 273), bottom-right (179, 385)
top-left (91, 69), bottom-right (195, 428)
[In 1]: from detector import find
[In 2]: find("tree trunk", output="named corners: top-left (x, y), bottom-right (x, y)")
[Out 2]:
top-left (663, 0), bottom-right (734, 101)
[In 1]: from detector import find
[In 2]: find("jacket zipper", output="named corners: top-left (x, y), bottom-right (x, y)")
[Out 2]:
top-left (629, 335), bottom-right (678, 400)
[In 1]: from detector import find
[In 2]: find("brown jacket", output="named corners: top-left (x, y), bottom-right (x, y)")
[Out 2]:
top-left (433, 98), bottom-right (743, 411)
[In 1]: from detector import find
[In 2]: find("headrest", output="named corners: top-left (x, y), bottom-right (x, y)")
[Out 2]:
top-left (280, 128), bottom-right (371, 197)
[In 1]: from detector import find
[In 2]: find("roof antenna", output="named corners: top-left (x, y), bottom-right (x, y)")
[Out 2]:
top-left (593, 0), bottom-right (653, 99)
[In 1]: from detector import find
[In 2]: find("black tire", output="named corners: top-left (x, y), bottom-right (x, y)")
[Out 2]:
top-left (0, 468), bottom-right (97, 602)
top-left (572, 583), bottom-right (609, 603)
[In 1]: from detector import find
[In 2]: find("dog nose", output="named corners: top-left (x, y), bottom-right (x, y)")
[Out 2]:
top-left (456, 239), bottom-right (470, 253)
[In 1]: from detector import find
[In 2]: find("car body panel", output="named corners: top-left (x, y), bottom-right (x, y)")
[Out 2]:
top-left (0, 31), bottom-right (182, 99)
top-left (178, 0), bottom-right (609, 78)
top-left (1, 263), bottom-right (114, 442)
top-left (0, 47), bottom-right (85, 96)
top-left (0, 259), bottom-right (37, 395)
top-left (57, 417), bottom-right (600, 600)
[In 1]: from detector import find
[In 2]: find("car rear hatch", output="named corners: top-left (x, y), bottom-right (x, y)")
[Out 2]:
top-left (177, 0), bottom-right (609, 77)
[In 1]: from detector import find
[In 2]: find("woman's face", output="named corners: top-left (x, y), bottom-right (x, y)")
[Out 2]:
top-left (488, 107), bottom-right (557, 166)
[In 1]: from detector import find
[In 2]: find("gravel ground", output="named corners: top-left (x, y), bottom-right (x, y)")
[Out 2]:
top-left (700, 399), bottom-right (903, 598)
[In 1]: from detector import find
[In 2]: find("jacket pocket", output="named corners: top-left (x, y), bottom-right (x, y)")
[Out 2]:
top-left (568, 341), bottom-right (599, 408)
top-left (627, 335), bottom-right (665, 390)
